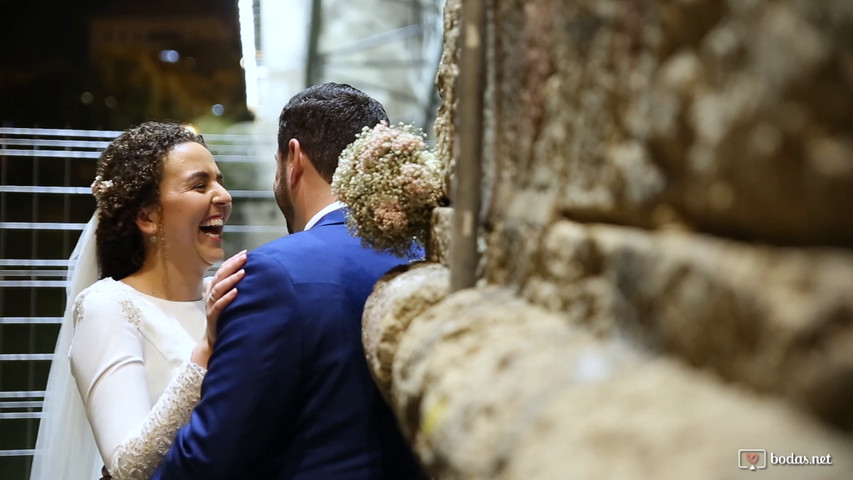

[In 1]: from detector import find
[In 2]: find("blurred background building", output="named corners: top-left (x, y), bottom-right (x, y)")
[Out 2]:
top-left (86, 1), bottom-right (251, 129)
top-left (0, 0), bottom-right (442, 131)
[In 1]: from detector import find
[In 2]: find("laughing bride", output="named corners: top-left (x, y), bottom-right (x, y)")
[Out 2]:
top-left (30, 122), bottom-right (246, 480)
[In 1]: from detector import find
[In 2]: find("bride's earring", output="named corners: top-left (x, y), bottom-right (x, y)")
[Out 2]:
top-left (157, 221), bottom-right (166, 246)
top-left (150, 223), bottom-right (165, 245)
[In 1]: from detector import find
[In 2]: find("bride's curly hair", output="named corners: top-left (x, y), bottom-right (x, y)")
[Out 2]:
top-left (93, 121), bottom-right (206, 280)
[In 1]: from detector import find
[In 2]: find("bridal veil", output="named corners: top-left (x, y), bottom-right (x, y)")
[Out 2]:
top-left (29, 212), bottom-right (102, 479)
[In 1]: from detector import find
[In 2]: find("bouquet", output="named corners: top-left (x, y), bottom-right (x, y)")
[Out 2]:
top-left (332, 122), bottom-right (444, 258)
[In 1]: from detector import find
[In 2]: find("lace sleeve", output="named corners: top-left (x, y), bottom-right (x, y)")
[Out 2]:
top-left (108, 361), bottom-right (206, 480)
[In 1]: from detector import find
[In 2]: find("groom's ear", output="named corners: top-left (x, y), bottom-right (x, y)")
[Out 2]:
top-left (288, 138), bottom-right (305, 187)
top-left (135, 204), bottom-right (161, 237)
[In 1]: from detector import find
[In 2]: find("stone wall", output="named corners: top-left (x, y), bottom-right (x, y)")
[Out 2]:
top-left (365, 270), bottom-right (853, 478)
top-left (481, 0), bottom-right (853, 427)
top-left (484, 0), bottom-right (853, 247)
top-left (363, 0), bottom-right (853, 478)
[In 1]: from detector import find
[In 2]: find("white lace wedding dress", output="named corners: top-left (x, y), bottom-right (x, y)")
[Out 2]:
top-left (69, 277), bottom-right (207, 480)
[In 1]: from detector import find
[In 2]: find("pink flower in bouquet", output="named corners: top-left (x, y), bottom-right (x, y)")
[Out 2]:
top-left (373, 198), bottom-right (409, 233)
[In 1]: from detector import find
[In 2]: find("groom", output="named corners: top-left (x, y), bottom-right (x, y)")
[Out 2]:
top-left (152, 83), bottom-right (425, 479)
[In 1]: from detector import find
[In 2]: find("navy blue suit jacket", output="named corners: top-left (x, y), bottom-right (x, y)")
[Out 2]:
top-left (153, 210), bottom-right (424, 479)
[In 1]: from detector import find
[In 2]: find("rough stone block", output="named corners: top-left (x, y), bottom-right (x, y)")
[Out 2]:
top-left (483, 0), bottom-right (853, 246)
top-left (500, 358), bottom-right (853, 480)
top-left (522, 219), bottom-right (853, 429)
top-left (404, 293), bottom-right (636, 478)
top-left (427, 207), bottom-right (453, 266)
top-left (362, 262), bottom-right (449, 403)
top-left (433, 0), bottom-right (461, 194)
top-left (392, 287), bottom-right (539, 439)
top-left (388, 287), bottom-right (853, 479)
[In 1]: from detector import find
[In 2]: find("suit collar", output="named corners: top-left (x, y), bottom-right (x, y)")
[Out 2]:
top-left (304, 201), bottom-right (346, 230)
top-left (311, 208), bottom-right (346, 228)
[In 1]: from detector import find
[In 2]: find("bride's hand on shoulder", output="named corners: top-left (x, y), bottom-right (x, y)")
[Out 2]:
top-left (205, 250), bottom-right (248, 346)
top-left (192, 250), bottom-right (247, 368)
top-left (193, 250), bottom-right (247, 367)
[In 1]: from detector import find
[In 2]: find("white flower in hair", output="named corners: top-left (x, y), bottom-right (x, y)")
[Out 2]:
top-left (91, 175), bottom-right (114, 200)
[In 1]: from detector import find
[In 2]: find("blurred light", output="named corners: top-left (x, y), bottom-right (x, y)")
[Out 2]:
top-left (211, 104), bottom-right (225, 116)
top-left (238, 0), bottom-right (259, 112)
top-left (574, 351), bottom-right (612, 383)
top-left (80, 92), bottom-right (94, 105)
top-left (184, 124), bottom-right (198, 134)
top-left (159, 50), bottom-right (180, 63)
top-left (104, 96), bottom-right (117, 108)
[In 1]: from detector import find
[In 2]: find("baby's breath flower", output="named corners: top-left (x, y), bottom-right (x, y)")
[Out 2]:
top-left (332, 122), bottom-right (444, 257)
top-left (90, 175), bottom-right (114, 201)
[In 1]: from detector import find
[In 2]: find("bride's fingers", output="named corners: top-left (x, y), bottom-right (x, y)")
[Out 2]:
top-left (214, 250), bottom-right (247, 282)
top-left (209, 288), bottom-right (239, 319)
top-left (207, 269), bottom-right (245, 306)
top-left (223, 250), bottom-right (247, 270)
top-left (207, 251), bottom-right (247, 299)
top-left (229, 249), bottom-right (248, 267)
top-left (206, 288), bottom-right (239, 345)
top-left (203, 251), bottom-right (248, 347)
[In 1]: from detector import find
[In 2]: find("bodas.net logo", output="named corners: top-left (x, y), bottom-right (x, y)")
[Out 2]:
top-left (738, 449), bottom-right (767, 471)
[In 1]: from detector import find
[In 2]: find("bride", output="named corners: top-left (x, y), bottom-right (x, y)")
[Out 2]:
top-left (29, 122), bottom-right (247, 480)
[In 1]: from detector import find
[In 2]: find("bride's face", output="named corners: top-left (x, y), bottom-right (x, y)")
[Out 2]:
top-left (157, 142), bottom-right (232, 270)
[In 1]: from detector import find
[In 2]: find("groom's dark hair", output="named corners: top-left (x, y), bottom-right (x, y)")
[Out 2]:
top-left (277, 82), bottom-right (389, 183)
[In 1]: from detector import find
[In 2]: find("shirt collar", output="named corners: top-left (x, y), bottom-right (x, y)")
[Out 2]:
top-left (304, 201), bottom-right (346, 231)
